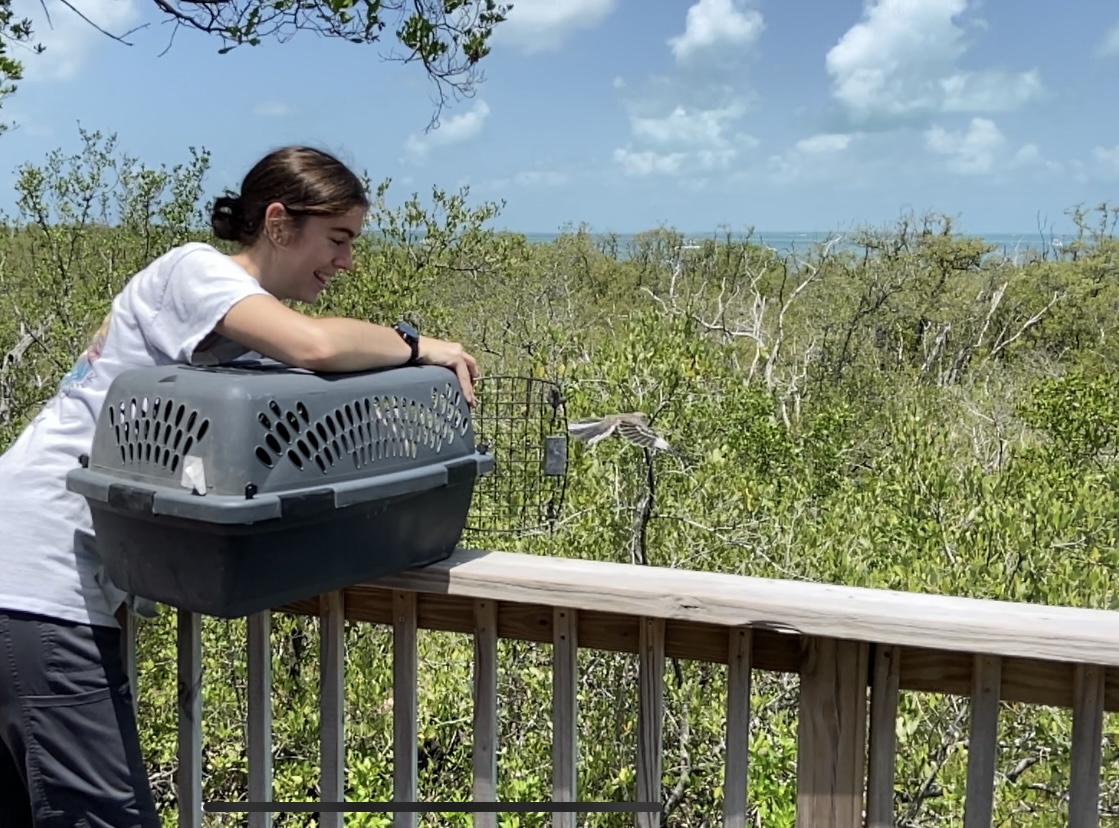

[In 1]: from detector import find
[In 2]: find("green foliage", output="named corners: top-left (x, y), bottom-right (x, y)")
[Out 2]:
top-left (1019, 368), bottom-right (1119, 465)
top-left (0, 0), bottom-right (36, 129)
top-left (4, 129), bottom-right (1119, 826)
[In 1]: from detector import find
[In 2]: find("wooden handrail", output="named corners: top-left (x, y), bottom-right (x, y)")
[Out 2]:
top-left (339, 548), bottom-right (1119, 667)
top-left (135, 547), bottom-right (1118, 828)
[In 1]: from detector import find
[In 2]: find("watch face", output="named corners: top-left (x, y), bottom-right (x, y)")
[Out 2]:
top-left (396, 321), bottom-right (419, 341)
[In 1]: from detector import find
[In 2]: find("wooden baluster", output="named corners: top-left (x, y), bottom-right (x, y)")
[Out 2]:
top-left (473, 599), bottom-right (498, 828)
top-left (723, 628), bottom-right (752, 828)
top-left (963, 654), bottom-right (1001, 828)
top-left (177, 609), bottom-right (202, 828)
top-left (393, 591), bottom-right (418, 828)
top-left (248, 610), bottom-right (273, 828)
top-left (637, 617), bottom-right (665, 828)
top-left (553, 608), bottom-right (578, 828)
top-left (1069, 663), bottom-right (1104, 828)
top-left (796, 636), bottom-right (869, 828)
top-left (320, 591), bottom-right (346, 828)
top-left (866, 645), bottom-right (900, 828)
top-left (117, 606), bottom-right (138, 717)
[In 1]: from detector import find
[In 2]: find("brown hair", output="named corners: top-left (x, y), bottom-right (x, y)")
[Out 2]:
top-left (210, 146), bottom-right (370, 245)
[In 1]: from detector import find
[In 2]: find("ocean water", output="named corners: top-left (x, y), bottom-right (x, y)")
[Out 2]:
top-left (512, 230), bottom-right (1073, 261)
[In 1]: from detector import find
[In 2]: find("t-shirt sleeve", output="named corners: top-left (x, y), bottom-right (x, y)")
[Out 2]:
top-left (142, 246), bottom-right (272, 364)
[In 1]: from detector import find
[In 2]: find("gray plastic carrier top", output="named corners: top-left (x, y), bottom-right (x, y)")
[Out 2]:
top-left (66, 359), bottom-right (494, 524)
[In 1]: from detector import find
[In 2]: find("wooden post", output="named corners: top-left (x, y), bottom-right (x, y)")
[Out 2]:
top-left (796, 636), bottom-right (868, 828)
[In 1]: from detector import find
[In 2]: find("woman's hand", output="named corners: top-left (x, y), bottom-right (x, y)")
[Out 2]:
top-left (417, 336), bottom-right (480, 406)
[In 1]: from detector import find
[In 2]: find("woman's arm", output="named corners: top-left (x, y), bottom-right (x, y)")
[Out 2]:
top-left (215, 294), bottom-right (479, 404)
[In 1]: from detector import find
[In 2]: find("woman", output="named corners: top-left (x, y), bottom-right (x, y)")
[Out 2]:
top-left (0, 145), bottom-right (479, 826)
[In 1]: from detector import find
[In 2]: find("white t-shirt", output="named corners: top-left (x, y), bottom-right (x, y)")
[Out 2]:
top-left (0, 241), bottom-right (272, 628)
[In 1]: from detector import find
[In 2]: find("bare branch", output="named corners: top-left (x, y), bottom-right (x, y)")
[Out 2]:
top-left (46, 0), bottom-right (149, 44)
top-left (985, 290), bottom-right (1063, 363)
top-left (0, 317), bottom-right (52, 422)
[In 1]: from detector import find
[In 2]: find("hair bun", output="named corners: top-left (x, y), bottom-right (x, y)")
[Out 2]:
top-left (210, 194), bottom-right (245, 242)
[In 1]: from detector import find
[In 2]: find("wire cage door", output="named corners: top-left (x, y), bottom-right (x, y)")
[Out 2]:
top-left (463, 374), bottom-right (569, 541)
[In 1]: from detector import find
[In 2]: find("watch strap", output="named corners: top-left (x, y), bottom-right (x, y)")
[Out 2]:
top-left (393, 322), bottom-right (420, 365)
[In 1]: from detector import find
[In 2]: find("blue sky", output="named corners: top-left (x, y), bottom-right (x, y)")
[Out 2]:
top-left (2, 0), bottom-right (1118, 236)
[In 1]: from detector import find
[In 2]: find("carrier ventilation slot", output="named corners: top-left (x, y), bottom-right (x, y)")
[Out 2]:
top-left (253, 383), bottom-right (471, 473)
top-left (107, 396), bottom-right (210, 475)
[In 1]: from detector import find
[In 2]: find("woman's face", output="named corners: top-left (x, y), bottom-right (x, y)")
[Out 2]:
top-left (272, 205), bottom-right (365, 304)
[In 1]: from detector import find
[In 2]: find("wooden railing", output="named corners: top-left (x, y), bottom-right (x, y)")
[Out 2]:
top-left (126, 548), bottom-right (1119, 827)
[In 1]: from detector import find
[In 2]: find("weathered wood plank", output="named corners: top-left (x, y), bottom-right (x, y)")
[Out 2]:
top-left (393, 591), bottom-right (418, 828)
top-left (282, 593), bottom-right (800, 672)
top-left (472, 599), bottom-right (498, 828)
top-left (317, 549), bottom-right (1119, 667)
top-left (963, 655), bottom-right (1001, 828)
top-left (248, 611), bottom-right (273, 828)
top-left (117, 606), bottom-right (138, 717)
top-left (866, 645), bottom-right (900, 828)
top-left (177, 609), bottom-right (202, 828)
top-left (796, 637), bottom-right (868, 828)
top-left (1069, 663), bottom-right (1104, 828)
top-left (637, 617), bottom-right (665, 828)
top-left (279, 592), bottom-right (1119, 713)
top-left (552, 607), bottom-right (578, 828)
top-left (723, 628), bottom-right (752, 828)
top-left (320, 591), bottom-right (346, 828)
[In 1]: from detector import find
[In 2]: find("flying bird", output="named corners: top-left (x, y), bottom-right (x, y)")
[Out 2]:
top-left (568, 412), bottom-right (689, 462)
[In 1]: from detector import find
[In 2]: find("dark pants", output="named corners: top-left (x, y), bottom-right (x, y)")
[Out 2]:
top-left (0, 609), bottom-right (160, 828)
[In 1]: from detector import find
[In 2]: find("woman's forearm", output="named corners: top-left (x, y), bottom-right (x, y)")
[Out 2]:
top-left (303, 317), bottom-right (415, 372)
top-left (215, 294), bottom-right (478, 405)
top-left (216, 295), bottom-right (410, 372)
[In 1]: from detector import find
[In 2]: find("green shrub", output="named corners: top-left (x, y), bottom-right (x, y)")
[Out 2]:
top-left (3, 129), bottom-right (1119, 826)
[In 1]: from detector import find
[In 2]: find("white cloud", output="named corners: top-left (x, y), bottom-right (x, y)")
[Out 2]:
top-left (481, 165), bottom-right (582, 193)
top-left (611, 0), bottom-right (763, 180)
top-left (668, 0), bottom-right (764, 63)
top-left (1093, 145), bottom-right (1119, 176)
top-left (795, 133), bottom-right (852, 154)
top-left (613, 146), bottom-right (743, 178)
top-left (493, 0), bottom-right (617, 54)
top-left (766, 133), bottom-right (862, 185)
top-left (767, 124), bottom-right (1055, 187)
top-left (614, 103), bottom-right (757, 178)
top-left (252, 102), bottom-right (293, 118)
top-left (825, 0), bottom-right (1042, 128)
top-left (15, 0), bottom-right (141, 82)
top-left (631, 101), bottom-right (746, 147)
top-left (938, 70), bottom-right (1042, 112)
top-left (1013, 144), bottom-right (1040, 165)
top-left (924, 117), bottom-right (1006, 175)
top-left (614, 149), bottom-right (689, 178)
top-left (403, 100), bottom-right (490, 162)
top-left (1098, 21), bottom-right (1119, 57)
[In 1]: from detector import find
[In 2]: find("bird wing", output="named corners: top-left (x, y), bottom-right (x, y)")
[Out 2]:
top-left (616, 418), bottom-right (672, 452)
top-left (567, 416), bottom-right (619, 446)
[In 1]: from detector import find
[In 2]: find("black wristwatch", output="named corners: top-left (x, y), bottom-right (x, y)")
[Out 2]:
top-left (393, 321), bottom-right (420, 365)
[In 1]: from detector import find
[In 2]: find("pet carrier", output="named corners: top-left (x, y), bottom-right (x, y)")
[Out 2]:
top-left (65, 360), bottom-right (494, 618)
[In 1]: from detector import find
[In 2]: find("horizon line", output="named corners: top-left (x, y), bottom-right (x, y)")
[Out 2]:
top-left (501, 228), bottom-right (1078, 239)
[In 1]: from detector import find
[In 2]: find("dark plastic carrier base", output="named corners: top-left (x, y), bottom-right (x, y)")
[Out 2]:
top-left (64, 360), bottom-right (493, 618)
top-left (85, 477), bottom-right (473, 618)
